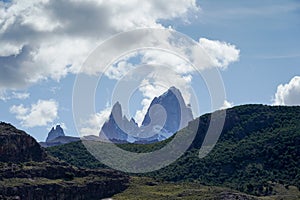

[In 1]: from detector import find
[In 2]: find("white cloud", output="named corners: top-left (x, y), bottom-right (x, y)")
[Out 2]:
top-left (103, 44), bottom-right (239, 124)
top-left (10, 99), bottom-right (59, 127)
top-left (0, 42), bottom-right (23, 56)
top-left (273, 76), bottom-right (300, 105)
top-left (0, 0), bottom-right (198, 91)
top-left (11, 92), bottom-right (30, 100)
top-left (80, 107), bottom-right (111, 136)
top-left (199, 38), bottom-right (240, 69)
top-left (104, 60), bottom-right (135, 80)
top-left (0, 91), bottom-right (30, 101)
top-left (220, 100), bottom-right (234, 109)
top-left (1, 0), bottom-right (241, 128)
top-left (134, 69), bottom-right (193, 125)
top-left (141, 50), bottom-right (195, 74)
top-left (48, 122), bottom-right (67, 132)
top-left (10, 104), bottom-right (29, 116)
top-left (58, 122), bottom-right (67, 131)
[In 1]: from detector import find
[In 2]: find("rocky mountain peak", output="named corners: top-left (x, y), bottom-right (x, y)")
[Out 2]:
top-left (99, 102), bottom-right (129, 142)
top-left (46, 125), bottom-right (65, 142)
top-left (99, 87), bottom-right (194, 143)
top-left (142, 86), bottom-right (193, 134)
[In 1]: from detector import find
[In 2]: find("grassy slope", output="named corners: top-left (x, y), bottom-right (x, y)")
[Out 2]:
top-left (47, 104), bottom-right (300, 197)
top-left (112, 177), bottom-right (300, 200)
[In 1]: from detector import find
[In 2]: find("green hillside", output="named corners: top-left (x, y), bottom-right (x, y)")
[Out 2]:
top-left (47, 104), bottom-right (300, 196)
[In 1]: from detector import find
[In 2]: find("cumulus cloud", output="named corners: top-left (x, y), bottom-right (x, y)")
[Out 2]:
top-left (141, 50), bottom-right (195, 74)
top-left (80, 107), bottom-right (111, 136)
top-left (220, 100), bottom-right (234, 109)
top-left (9, 99), bottom-right (59, 127)
top-left (103, 44), bottom-right (239, 124)
top-left (134, 70), bottom-right (193, 125)
top-left (1, 0), bottom-right (241, 133)
top-left (0, 91), bottom-right (30, 101)
top-left (78, 37), bottom-right (240, 131)
top-left (104, 60), bottom-right (135, 80)
top-left (0, 0), bottom-right (198, 91)
top-left (199, 38), bottom-right (240, 69)
top-left (273, 76), bottom-right (300, 105)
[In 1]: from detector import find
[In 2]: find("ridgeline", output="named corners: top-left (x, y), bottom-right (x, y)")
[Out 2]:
top-left (47, 104), bottom-right (300, 197)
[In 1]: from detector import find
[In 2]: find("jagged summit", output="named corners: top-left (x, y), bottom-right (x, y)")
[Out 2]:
top-left (99, 86), bottom-right (194, 143)
top-left (166, 86), bottom-right (182, 97)
top-left (99, 101), bottom-right (137, 142)
top-left (142, 86), bottom-right (193, 133)
top-left (46, 125), bottom-right (65, 142)
top-left (41, 125), bottom-right (80, 147)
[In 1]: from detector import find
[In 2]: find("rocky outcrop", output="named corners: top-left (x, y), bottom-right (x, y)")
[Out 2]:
top-left (0, 177), bottom-right (128, 200)
top-left (0, 122), bottom-right (47, 162)
top-left (99, 102), bottom-right (135, 143)
top-left (46, 125), bottom-right (65, 142)
top-left (0, 122), bottom-right (129, 199)
top-left (99, 87), bottom-right (193, 143)
top-left (0, 159), bottom-right (129, 200)
top-left (41, 125), bottom-right (80, 147)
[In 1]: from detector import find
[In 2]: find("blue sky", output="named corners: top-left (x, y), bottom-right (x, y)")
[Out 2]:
top-left (0, 0), bottom-right (299, 141)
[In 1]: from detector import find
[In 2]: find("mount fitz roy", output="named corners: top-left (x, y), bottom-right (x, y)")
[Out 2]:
top-left (99, 86), bottom-right (194, 143)
top-left (40, 86), bottom-right (193, 146)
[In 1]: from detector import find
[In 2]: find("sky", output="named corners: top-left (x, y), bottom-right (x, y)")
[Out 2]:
top-left (0, 0), bottom-right (299, 142)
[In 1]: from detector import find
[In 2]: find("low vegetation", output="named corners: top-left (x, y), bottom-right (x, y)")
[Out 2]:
top-left (48, 104), bottom-right (300, 197)
top-left (112, 177), bottom-right (300, 200)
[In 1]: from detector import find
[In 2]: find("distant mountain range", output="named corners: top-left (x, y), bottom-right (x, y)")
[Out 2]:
top-left (41, 86), bottom-right (194, 147)
top-left (40, 125), bottom-right (80, 147)
top-left (46, 125), bottom-right (65, 142)
top-left (100, 86), bottom-right (193, 143)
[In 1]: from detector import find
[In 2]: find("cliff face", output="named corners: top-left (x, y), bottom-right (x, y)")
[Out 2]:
top-left (0, 161), bottom-right (129, 200)
top-left (0, 122), bottom-right (47, 162)
top-left (99, 87), bottom-right (193, 143)
top-left (0, 122), bottom-right (129, 200)
top-left (141, 86), bottom-right (193, 138)
top-left (41, 125), bottom-right (80, 147)
top-left (99, 102), bottom-right (132, 142)
top-left (46, 125), bottom-right (65, 142)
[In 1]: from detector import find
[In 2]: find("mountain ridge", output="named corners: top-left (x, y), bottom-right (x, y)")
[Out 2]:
top-left (41, 125), bottom-right (80, 147)
top-left (48, 104), bottom-right (300, 196)
top-left (46, 125), bottom-right (65, 142)
top-left (99, 86), bottom-right (193, 143)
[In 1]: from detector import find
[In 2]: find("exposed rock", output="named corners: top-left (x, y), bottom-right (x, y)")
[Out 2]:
top-left (99, 102), bottom-right (136, 143)
top-left (0, 122), bottom-right (47, 162)
top-left (41, 125), bottom-right (80, 147)
top-left (46, 125), bottom-right (65, 142)
top-left (0, 122), bottom-right (129, 199)
top-left (141, 86), bottom-right (193, 139)
top-left (40, 136), bottom-right (80, 148)
top-left (99, 87), bottom-right (194, 143)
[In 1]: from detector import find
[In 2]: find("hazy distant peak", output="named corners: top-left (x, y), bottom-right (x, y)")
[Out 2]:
top-left (46, 124), bottom-right (65, 142)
